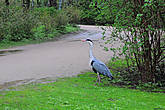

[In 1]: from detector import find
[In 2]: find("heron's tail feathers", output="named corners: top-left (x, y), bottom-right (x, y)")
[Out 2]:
top-left (110, 76), bottom-right (114, 80)
top-left (107, 74), bottom-right (114, 80)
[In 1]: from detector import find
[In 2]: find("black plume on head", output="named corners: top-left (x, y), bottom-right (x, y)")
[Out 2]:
top-left (86, 39), bottom-right (93, 42)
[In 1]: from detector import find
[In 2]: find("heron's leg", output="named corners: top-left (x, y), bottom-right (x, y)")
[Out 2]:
top-left (97, 73), bottom-right (101, 84)
top-left (96, 76), bottom-right (98, 83)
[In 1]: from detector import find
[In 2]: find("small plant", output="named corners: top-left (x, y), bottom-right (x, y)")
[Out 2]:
top-left (32, 25), bottom-right (46, 40)
top-left (64, 24), bottom-right (79, 33)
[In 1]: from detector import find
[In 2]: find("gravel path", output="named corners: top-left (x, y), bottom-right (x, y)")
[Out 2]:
top-left (0, 25), bottom-right (114, 87)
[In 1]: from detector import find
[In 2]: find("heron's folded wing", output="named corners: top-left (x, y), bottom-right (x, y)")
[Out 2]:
top-left (92, 61), bottom-right (110, 76)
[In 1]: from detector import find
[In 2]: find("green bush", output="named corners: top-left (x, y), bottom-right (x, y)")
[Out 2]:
top-left (32, 25), bottom-right (46, 40)
top-left (0, 4), bottom-right (80, 43)
top-left (54, 10), bottom-right (69, 27)
top-left (34, 7), bottom-right (58, 31)
top-left (64, 6), bottom-right (81, 24)
top-left (47, 29), bottom-right (59, 38)
top-left (8, 12), bottom-right (38, 41)
top-left (0, 5), bottom-right (38, 42)
top-left (62, 24), bottom-right (79, 34)
top-left (76, 0), bottom-right (96, 25)
top-left (72, 0), bottom-right (119, 25)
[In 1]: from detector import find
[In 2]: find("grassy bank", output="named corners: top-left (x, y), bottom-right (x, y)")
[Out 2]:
top-left (0, 25), bottom-right (79, 49)
top-left (0, 73), bottom-right (165, 110)
top-left (0, 4), bottom-right (81, 49)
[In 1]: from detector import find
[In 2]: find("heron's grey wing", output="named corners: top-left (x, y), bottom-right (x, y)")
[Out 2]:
top-left (92, 60), bottom-right (113, 78)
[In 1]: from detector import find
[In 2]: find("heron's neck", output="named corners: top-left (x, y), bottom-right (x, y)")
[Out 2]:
top-left (89, 43), bottom-right (94, 60)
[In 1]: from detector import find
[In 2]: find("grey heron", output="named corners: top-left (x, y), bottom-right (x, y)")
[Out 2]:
top-left (82, 38), bottom-right (114, 84)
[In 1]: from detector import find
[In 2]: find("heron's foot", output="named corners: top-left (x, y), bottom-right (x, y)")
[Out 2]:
top-left (96, 80), bottom-right (103, 83)
top-left (94, 74), bottom-right (102, 86)
top-left (94, 82), bottom-right (100, 86)
top-left (101, 76), bottom-right (106, 80)
top-left (95, 79), bottom-right (102, 85)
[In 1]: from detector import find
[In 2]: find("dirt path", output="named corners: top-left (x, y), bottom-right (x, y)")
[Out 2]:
top-left (0, 25), bottom-right (114, 87)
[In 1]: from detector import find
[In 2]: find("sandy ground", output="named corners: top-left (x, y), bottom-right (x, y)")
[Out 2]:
top-left (0, 25), bottom-right (115, 87)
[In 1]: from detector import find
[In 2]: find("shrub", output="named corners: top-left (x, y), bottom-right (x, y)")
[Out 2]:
top-left (0, 3), bottom-right (80, 43)
top-left (34, 7), bottom-right (58, 31)
top-left (32, 25), bottom-right (46, 40)
top-left (72, 0), bottom-right (119, 25)
top-left (109, 59), bottom-right (165, 90)
top-left (0, 4), bottom-right (38, 42)
top-left (54, 10), bottom-right (69, 27)
top-left (64, 6), bottom-right (81, 24)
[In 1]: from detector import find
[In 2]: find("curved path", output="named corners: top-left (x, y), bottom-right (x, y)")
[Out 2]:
top-left (0, 25), bottom-right (114, 87)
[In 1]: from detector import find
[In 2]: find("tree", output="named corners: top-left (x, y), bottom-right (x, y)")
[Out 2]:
top-left (91, 0), bottom-right (164, 85)
top-left (111, 0), bottom-right (164, 83)
top-left (32, 0), bottom-right (34, 8)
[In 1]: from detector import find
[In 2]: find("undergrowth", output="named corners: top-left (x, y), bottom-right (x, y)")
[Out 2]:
top-left (0, 24), bottom-right (79, 49)
top-left (0, 3), bottom-right (80, 47)
top-left (108, 59), bottom-right (165, 92)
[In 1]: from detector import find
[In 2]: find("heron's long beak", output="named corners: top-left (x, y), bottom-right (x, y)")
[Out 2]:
top-left (81, 39), bottom-right (86, 42)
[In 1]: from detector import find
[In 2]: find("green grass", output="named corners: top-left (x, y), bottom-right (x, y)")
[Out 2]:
top-left (0, 73), bottom-right (165, 110)
top-left (0, 40), bottom-right (43, 49)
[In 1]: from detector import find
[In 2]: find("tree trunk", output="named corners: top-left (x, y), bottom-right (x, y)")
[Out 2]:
top-left (22, 0), bottom-right (30, 10)
top-left (37, 0), bottom-right (41, 7)
top-left (59, 0), bottom-right (62, 10)
top-left (27, 0), bottom-right (30, 9)
top-left (68, 0), bottom-right (72, 6)
top-left (31, 0), bottom-right (34, 8)
top-left (48, 0), bottom-right (57, 8)
top-left (5, 0), bottom-right (9, 6)
top-left (53, 0), bottom-right (57, 8)
top-left (22, 0), bottom-right (25, 8)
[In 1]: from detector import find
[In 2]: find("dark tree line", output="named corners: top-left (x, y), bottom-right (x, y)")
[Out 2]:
top-left (5, 0), bottom-right (58, 9)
